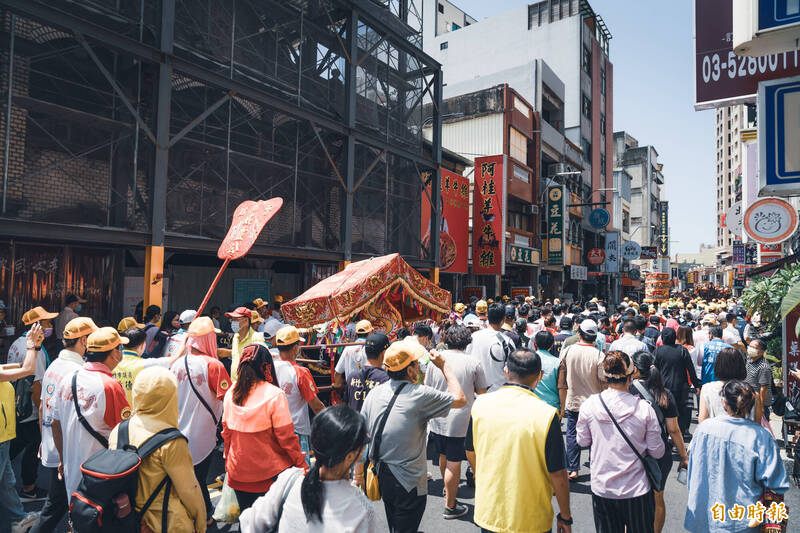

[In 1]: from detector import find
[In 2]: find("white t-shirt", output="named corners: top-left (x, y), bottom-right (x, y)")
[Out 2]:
top-left (171, 354), bottom-right (229, 464)
top-left (722, 326), bottom-right (742, 346)
top-left (40, 350), bottom-right (84, 468)
top-left (239, 467), bottom-right (379, 533)
top-left (162, 330), bottom-right (187, 358)
top-left (274, 359), bottom-right (318, 436)
top-left (7, 333), bottom-right (48, 422)
top-left (470, 328), bottom-right (512, 391)
top-left (334, 339), bottom-right (366, 380)
top-left (52, 363), bottom-right (130, 502)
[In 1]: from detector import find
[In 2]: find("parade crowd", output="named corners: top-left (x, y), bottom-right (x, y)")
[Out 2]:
top-left (0, 292), bottom-right (794, 533)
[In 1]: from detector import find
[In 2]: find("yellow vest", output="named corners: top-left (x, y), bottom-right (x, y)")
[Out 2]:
top-left (0, 381), bottom-right (16, 443)
top-left (113, 351), bottom-right (146, 406)
top-left (471, 384), bottom-right (558, 533)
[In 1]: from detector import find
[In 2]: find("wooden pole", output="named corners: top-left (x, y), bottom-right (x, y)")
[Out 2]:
top-left (196, 257), bottom-right (231, 318)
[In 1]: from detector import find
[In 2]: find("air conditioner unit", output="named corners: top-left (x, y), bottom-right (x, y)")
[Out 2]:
top-left (553, 163), bottom-right (566, 175)
top-left (522, 204), bottom-right (539, 215)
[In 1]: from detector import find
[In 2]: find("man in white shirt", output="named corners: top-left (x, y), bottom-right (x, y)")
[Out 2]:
top-left (52, 328), bottom-right (130, 503)
top-left (30, 317), bottom-right (98, 533)
top-left (8, 306), bottom-right (59, 502)
top-left (470, 304), bottom-right (515, 391)
top-left (333, 320), bottom-right (372, 402)
top-left (273, 326), bottom-right (324, 466)
top-left (171, 316), bottom-right (230, 521)
top-left (608, 319), bottom-right (648, 357)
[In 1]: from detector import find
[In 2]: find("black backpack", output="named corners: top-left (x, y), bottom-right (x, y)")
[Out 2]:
top-left (69, 418), bottom-right (185, 533)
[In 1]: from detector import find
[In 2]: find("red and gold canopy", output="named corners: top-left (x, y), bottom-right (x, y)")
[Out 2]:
top-left (281, 254), bottom-right (451, 330)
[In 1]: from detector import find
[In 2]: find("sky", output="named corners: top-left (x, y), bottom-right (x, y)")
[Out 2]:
top-left (449, 0), bottom-right (715, 255)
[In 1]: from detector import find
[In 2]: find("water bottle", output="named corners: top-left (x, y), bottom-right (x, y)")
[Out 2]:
top-left (677, 466), bottom-right (688, 485)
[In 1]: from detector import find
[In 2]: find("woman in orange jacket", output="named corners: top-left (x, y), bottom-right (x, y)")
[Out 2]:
top-left (221, 343), bottom-right (307, 510)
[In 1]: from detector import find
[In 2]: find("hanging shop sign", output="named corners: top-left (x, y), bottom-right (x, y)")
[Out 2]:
top-left (725, 201), bottom-right (744, 236)
top-left (463, 286), bottom-right (486, 301)
top-left (628, 268), bottom-right (641, 282)
top-left (588, 208), bottom-right (610, 229)
top-left (733, 243), bottom-right (746, 264)
top-left (639, 246), bottom-right (658, 260)
top-left (473, 156), bottom-right (506, 275)
top-left (587, 248), bottom-right (606, 266)
top-left (620, 241), bottom-right (642, 261)
top-left (511, 286), bottom-right (533, 299)
top-left (658, 201), bottom-right (670, 257)
top-left (421, 168), bottom-right (470, 273)
top-left (758, 75), bottom-right (800, 195)
top-left (604, 232), bottom-right (620, 273)
top-left (695, 0), bottom-right (800, 109)
top-left (570, 265), bottom-right (588, 281)
top-left (745, 242), bottom-right (759, 264)
top-left (743, 196), bottom-right (799, 243)
top-left (547, 185), bottom-right (566, 266)
top-left (508, 245), bottom-right (538, 266)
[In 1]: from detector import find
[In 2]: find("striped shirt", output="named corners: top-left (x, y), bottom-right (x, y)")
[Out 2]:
top-left (745, 356), bottom-right (773, 407)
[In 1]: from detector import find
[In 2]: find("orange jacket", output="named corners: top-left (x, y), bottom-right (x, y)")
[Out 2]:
top-left (221, 381), bottom-right (306, 492)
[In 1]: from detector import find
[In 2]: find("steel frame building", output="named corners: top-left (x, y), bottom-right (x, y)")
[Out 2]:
top-left (0, 0), bottom-right (442, 320)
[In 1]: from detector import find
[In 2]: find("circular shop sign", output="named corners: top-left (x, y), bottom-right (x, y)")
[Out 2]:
top-left (620, 241), bottom-right (642, 261)
top-left (628, 268), bottom-right (641, 281)
top-left (743, 197), bottom-right (799, 244)
top-left (588, 208), bottom-right (610, 229)
top-left (587, 248), bottom-right (606, 265)
top-left (725, 201), bottom-right (743, 236)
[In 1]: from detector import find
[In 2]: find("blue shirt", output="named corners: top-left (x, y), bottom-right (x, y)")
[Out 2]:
top-left (702, 339), bottom-right (733, 384)
top-left (533, 349), bottom-right (561, 412)
top-left (684, 415), bottom-right (789, 532)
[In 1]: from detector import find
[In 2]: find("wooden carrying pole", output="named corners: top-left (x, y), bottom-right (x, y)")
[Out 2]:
top-left (195, 258), bottom-right (231, 318)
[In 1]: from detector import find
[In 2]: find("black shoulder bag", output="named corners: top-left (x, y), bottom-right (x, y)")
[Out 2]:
top-left (599, 393), bottom-right (664, 492)
top-left (184, 355), bottom-right (222, 444)
top-left (72, 372), bottom-right (109, 448)
top-left (631, 380), bottom-right (668, 444)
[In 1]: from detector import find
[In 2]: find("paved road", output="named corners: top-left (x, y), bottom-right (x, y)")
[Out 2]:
top-left (13, 418), bottom-right (800, 532)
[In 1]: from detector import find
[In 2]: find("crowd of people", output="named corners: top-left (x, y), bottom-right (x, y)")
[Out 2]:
top-left (0, 291), bottom-right (794, 533)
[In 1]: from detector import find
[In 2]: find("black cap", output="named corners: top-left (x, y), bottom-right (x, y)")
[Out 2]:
top-left (504, 305), bottom-right (516, 319)
top-left (365, 332), bottom-right (391, 357)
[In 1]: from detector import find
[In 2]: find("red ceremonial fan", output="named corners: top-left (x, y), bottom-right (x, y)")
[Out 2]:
top-left (196, 198), bottom-right (283, 316)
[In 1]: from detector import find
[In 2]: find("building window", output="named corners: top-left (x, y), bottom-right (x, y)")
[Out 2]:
top-left (600, 113), bottom-right (606, 135)
top-left (452, 22), bottom-right (460, 30)
top-left (509, 127), bottom-right (527, 163)
top-left (600, 67), bottom-right (606, 95)
top-left (600, 154), bottom-right (606, 176)
top-left (581, 137), bottom-right (592, 160)
top-left (438, 3), bottom-right (444, 13)
top-left (528, 1), bottom-right (547, 28)
top-left (513, 164), bottom-right (530, 183)
top-left (582, 93), bottom-right (591, 118)
top-left (440, 41), bottom-right (448, 50)
top-left (583, 45), bottom-right (592, 74)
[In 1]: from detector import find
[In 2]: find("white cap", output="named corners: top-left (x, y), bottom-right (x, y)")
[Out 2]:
top-left (262, 317), bottom-right (284, 338)
top-left (464, 316), bottom-right (481, 328)
top-left (579, 319), bottom-right (598, 335)
top-left (179, 309), bottom-right (197, 324)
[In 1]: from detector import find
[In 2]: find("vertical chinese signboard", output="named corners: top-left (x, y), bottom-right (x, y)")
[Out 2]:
top-left (658, 201), bottom-right (669, 257)
top-left (784, 305), bottom-right (800, 419)
top-left (604, 231), bottom-right (619, 273)
top-left (421, 169), bottom-right (470, 273)
top-left (547, 185), bottom-right (565, 265)
top-left (473, 156), bottom-right (506, 275)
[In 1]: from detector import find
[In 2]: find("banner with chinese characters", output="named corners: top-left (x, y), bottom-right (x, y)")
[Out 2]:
top-left (784, 304), bottom-right (800, 417)
top-left (472, 155), bottom-right (506, 275)
top-left (508, 245), bottom-right (538, 266)
top-left (658, 201), bottom-right (669, 257)
top-left (732, 243), bottom-right (745, 264)
top-left (604, 231), bottom-right (620, 273)
top-left (547, 185), bottom-right (565, 265)
top-left (421, 169), bottom-right (470, 273)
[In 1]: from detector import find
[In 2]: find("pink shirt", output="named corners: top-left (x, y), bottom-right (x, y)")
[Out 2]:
top-left (576, 388), bottom-right (665, 499)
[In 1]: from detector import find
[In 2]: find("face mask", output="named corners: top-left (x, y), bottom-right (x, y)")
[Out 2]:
top-left (43, 327), bottom-right (53, 338)
top-left (75, 304), bottom-right (83, 313)
top-left (231, 321), bottom-right (240, 333)
top-left (360, 445), bottom-right (369, 464)
top-left (747, 347), bottom-right (760, 359)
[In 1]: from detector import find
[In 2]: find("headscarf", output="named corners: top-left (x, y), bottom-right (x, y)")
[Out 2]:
top-left (187, 330), bottom-right (218, 359)
top-left (665, 318), bottom-right (680, 332)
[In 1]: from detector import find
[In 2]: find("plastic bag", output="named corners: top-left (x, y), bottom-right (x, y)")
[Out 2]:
top-left (212, 474), bottom-right (240, 523)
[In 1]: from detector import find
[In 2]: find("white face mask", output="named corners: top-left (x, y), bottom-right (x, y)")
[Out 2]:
top-left (231, 321), bottom-right (240, 333)
top-left (747, 347), bottom-right (760, 359)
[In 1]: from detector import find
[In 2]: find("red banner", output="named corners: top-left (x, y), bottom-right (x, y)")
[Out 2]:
top-left (421, 169), bottom-right (470, 273)
top-left (472, 156), bottom-right (506, 276)
top-left (218, 198), bottom-right (283, 260)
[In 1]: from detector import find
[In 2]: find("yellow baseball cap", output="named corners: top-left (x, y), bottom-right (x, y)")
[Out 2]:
top-left (250, 310), bottom-right (264, 324)
top-left (356, 320), bottom-right (373, 334)
top-left (188, 316), bottom-right (221, 337)
top-left (454, 303), bottom-right (466, 313)
top-left (117, 316), bottom-right (145, 333)
top-left (63, 317), bottom-right (99, 340)
top-left (87, 327), bottom-right (129, 352)
top-left (275, 325), bottom-right (305, 346)
top-left (475, 300), bottom-right (488, 314)
top-left (383, 340), bottom-right (425, 372)
top-left (21, 306), bottom-right (58, 325)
